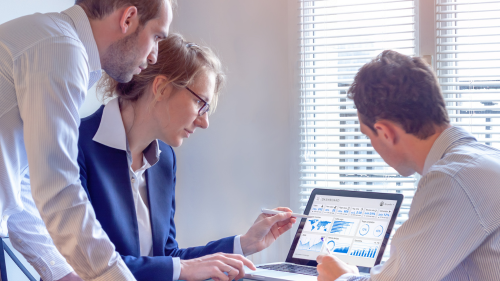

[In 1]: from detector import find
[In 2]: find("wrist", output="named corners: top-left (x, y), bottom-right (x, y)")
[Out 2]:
top-left (240, 234), bottom-right (254, 256)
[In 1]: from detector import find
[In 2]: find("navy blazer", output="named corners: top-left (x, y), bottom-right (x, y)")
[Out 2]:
top-left (77, 106), bottom-right (234, 281)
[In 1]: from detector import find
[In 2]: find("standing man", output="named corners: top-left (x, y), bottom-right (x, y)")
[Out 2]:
top-left (0, 0), bottom-right (173, 280)
top-left (316, 50), bottom-right (500, 281)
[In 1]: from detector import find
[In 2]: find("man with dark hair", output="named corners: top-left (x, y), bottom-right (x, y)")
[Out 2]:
top-left (0, 1), bottom-right (173, 280)
top-left (316, 50), bottom-right (500, 281)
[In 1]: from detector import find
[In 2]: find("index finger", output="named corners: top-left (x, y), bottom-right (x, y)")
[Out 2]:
top-left (273, 207), bottom-right (293, 213)
top-left (219, 253), bottom-right (257, 271)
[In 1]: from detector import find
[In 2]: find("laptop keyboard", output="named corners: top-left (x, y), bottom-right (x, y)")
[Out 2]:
top-left (257, 263), bottom-right (318, 276)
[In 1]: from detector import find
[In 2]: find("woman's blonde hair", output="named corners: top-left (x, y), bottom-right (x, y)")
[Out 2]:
top-left (98, 33), bottom-right (225, 112)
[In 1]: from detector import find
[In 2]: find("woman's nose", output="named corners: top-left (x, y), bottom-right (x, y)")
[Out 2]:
top-left (195, 113), bottom-right (209, 129)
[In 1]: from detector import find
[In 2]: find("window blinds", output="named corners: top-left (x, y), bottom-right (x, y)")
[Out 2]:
top-left (436, 0), bottom-right (500, 147)
top-left (299, 0), bottom-right (416, 239)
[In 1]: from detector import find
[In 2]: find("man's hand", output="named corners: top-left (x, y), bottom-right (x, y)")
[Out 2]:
top-left (56, 272), bottom-right (83, 281)
top-left (179, 252), bottom-right (256, 281)
top-left (240, 207), bottom-right (297, 256)
top-left (316, 255), bottom-right (359, 281)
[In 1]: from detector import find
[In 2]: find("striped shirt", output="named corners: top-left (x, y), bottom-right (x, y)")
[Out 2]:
top-left (0, 5), bottom-right (135, 281)
top-left (338, 126), bottom-right (500, 281)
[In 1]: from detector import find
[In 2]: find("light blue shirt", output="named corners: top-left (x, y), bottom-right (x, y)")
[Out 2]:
top-left (0, 5), bottom-right (135, 281)
top-left (339, 126), bottom-right (500, 281)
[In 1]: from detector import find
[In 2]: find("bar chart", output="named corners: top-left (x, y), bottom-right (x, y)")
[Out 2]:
top-left (349, 240), bottom-right (379, 258)
top-left (330, 218), bottom-right (359, 236)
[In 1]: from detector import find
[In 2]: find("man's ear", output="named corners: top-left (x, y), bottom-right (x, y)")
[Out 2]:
top-left (119, 6), bottom-right (139, 34)
top-left (373, 120), bottom-right (399, 145)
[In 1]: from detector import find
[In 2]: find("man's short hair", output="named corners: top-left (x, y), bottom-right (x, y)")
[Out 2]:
top-left (75, 0), bottom-right (175, 25)
top-left (348, 50), bottom-right (450, 140)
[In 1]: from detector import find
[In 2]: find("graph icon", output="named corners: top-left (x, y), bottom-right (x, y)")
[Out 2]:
top-left (304, 217), bottom-right (333, 233)
top-left (349, 241), bottom-right (379, 258)
top-left (373, 225), bottom-right (384, 237)
top-left (324, 236), bottom-right (352, 255)
top-left (356, 220), bottom-right (388, 239)
top-left (358, 224), bottom-right (370, 236)
top-left (330, 218), bottom-right (359, 236)
top-left (297, 234), bottom-right (324, 252)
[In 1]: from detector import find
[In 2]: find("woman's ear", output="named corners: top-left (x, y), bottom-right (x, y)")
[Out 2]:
top-left (152, 75), bottom-right (171, 101)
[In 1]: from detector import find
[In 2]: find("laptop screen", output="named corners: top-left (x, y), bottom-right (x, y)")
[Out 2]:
top-left (289, 193), bottom-right (399, 269)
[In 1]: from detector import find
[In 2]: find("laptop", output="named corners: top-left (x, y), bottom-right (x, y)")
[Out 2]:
top-left (245, 188), bottom-right (404, 281)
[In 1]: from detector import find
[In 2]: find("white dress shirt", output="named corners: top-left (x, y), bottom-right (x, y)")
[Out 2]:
top-left (337, 127), bottom-right (500, 281)
top-left (93, 98), bottom-right (157, 258)
top-left (0, 5), bottom-right (135, 281)
top-left (93, 98), bottom-right (245, 280)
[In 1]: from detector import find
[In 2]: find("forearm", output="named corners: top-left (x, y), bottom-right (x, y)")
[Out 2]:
top-left (7, 174), bottom-right (73, 281)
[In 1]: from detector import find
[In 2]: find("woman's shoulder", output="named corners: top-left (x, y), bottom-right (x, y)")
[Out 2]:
top-left (80, 105), bottom-right (105, 135)
top-left (157, 140), bottom-right (176, 168)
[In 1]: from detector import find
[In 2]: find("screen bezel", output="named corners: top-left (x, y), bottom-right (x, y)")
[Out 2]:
top-left (285, 188), bottom-right (404, 273)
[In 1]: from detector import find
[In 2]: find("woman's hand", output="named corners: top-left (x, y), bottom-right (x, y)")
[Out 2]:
top-left (240, 207), bottom-right (297, 256)
top-left (316, 254), bottom-right (359, 281)
top-left (179, 253), bottom-right (256, 281)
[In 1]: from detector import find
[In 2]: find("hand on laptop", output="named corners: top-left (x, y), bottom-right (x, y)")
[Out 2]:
top-left (316, 254), bottom-right (359, 281)
top-left (179, 253), bottom-right (255, 281)
top-left (240, 207), bottom-right (297, 256)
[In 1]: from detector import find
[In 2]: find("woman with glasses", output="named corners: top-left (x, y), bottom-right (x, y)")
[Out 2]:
top-left (75, 34), bottom-right (296, 281)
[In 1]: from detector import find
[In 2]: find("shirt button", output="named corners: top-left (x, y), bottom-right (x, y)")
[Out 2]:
top-left (50, 261), bottom-right (55, 266)
top-left (131, 178), bottom-right (135, 183)
top-left (2, 215), bottom-right (7, 221)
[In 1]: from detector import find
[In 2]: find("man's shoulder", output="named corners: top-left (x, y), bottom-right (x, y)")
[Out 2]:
top-left (424, 141), bottom-right (500, 229)
top-left (429, 141), bottom-right (500, 178)
top-left (0, 11), bottom-right (81, 59)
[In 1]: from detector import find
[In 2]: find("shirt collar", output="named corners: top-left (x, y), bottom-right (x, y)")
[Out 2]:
top-left (93, 98), bottom-right (161, 166)
top-left (62, 5), bottom-right (101, 72)
top-left (422, 126), bottom-right (476, 175)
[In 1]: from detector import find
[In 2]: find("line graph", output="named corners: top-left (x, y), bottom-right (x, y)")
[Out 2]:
top-left (297, 234), bottom-right (324, 252)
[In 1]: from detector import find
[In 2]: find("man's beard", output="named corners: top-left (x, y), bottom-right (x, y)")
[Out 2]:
top-left (102, 28), bottom-right (143, 83)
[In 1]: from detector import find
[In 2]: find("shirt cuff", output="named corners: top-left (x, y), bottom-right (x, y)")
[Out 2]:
top-left (172, 257), bottom-right (181, 281)
top-left (233, 235), bottom-right (244, 256)
top-left (28, 247), bottom-right (74, 281)
top-left (335, 273), bottom-right (360, 281)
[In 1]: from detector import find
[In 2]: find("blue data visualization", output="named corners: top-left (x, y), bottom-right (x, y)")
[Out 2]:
top-left (297, 235), bottom-right (324, 252)
top-left (304, 217), bottom-right (332, 233)
top-left (358, 224), bottom-right (370, 236)
top-left (356, 220), bottom-right (388, 239)
top-left (330, 218), bottom-right (359, 236)
top-left (324, 237), bottom-right (353, 255)
top-left (349, 241), bottom-right (379, 258)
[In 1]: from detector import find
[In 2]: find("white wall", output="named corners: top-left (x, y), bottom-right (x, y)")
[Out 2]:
top-left (170, 0), bottom-right (300, 264)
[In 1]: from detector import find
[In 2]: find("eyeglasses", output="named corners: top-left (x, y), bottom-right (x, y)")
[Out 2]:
top-left (186, 87), bottom-right (210, 116)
